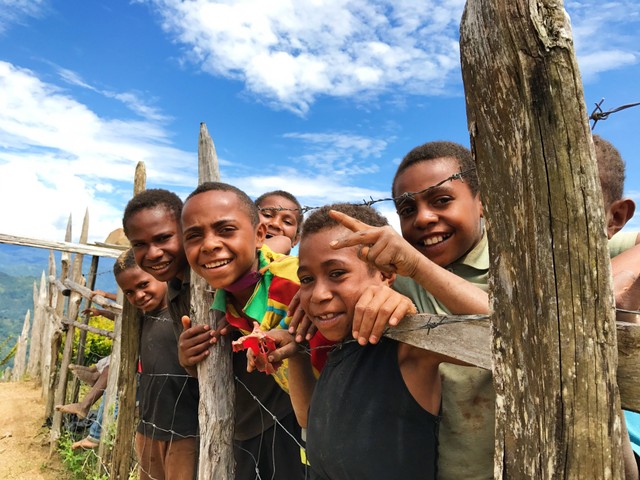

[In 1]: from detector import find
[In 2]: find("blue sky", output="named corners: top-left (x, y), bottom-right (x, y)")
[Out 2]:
top-left (0, 0), bottom-right (638, 244)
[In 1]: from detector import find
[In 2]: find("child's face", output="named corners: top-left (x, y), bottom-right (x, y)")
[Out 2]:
top-left (125, 206), bottom-right (187, 283)
top-left (182, 190), bottom-right (266, 289)
top-left (298, 226), bottom-right (388, 342)
top-left (258, 194), bottom-right (300, 246)
top-left (116, 267), bottom-right (167, 313)
top-left (394, 157), bottom-right (483, 268)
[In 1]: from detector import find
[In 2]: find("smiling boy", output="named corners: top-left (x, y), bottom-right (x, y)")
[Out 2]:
top-left (114, 249), bottom-right (199, 480)
top-left (261, 203), bottom-right (443, 480)
top-left (179, 181), bottom-right (305, 480)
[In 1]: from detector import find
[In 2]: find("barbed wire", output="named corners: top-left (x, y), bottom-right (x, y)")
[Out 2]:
top-left (590, 98), bottom-right (640, 130)
top-left (257, 169), bottom-right (476, 215)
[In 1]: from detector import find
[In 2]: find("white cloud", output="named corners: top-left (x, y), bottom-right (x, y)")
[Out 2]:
top-left (0, 61), bottom-right (197, 242)
top-left (57, 66), bottom-right (170, 122)
top-left (145, 0), bottom-right (640, 112)
top-left (0, 0), bottom-right (47, 34)
top-left (567, 1), bottom-right (640, 79)
top-left (148, 0), bottom-right (466, 114)
top-left (283, 131), bottom-right (389, 175)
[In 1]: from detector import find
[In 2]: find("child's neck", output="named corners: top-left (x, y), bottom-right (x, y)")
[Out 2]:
top-left (225, 258), bottom-right (261, 310)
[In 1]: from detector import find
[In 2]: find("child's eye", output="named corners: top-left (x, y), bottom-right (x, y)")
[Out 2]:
top-left (220, 226), bottom-right (236, 234)
top-left (433, 196), bottom-right (453, 207)
top-left (397, 204), bottom-right (416, 218)
top-left (260, 210), bottom-right (274, 218)
top-left (184, 232), bottom-right (201, 241)
top-left (140, 282), bottom-right (149, 288)
top-left (299, 275), bottom-right (314, 285)
top-left (131, 242), bottom-right (145, 249)
top-left (329, 270), bottom-right (347, 279)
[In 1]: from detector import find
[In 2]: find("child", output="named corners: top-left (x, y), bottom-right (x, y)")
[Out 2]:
top-left (258, 203), bottom-right (448, 479)
top-left (112, 249), bottom-right (200, 480)
top-left (179, 182), bottom-right (305, 480)
top-left (330, 139), bottom-right (640, 478)
top-left (123, 189), bottom-right (192, 340)
top-left (255, 190), bottom-right (304, 254)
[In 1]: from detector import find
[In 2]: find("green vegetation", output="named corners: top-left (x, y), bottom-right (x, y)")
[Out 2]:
top-left (58, 432), bottom-right (109, 480)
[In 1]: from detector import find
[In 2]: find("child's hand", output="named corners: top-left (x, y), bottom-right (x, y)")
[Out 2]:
top-left (91, 289), bottom-right (117, 301)
top-left (353, 285), bottom-right (417, 345)
top-left (287, 291), bottom-right (318, 342)
top-left (266, 328), bottom-right (303, 363)
top-left (328, 210), bottom-right (423, 278)
top-left (178, 316), bottom-right (217, 369)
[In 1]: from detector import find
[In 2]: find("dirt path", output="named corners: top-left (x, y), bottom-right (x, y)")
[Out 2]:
top-left (0, 380), bottom-right (67, 479)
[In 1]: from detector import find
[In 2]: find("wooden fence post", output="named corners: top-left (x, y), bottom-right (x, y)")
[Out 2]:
top-left (193, 122), bottom-right (236, 478)
top-left (27, 276), bottom-right (45, 380)
top-left (45, 219), bottom-right (72, 421)
top-left (102, 162), bottom-right (145, 479)
top-left (460, 1), bottom-right (623, 477)
top-left (50, 211), bottom-right (89, 450)
top-left (12, 310), bottom-right (30, 381)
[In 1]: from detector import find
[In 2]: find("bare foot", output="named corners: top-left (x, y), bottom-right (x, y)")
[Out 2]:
top-left (55, 403), bottom-right (89, 419)
top-left (72, 436), bottom-right (99, 450)
top-left (69, 365), bottom-right (100, 386)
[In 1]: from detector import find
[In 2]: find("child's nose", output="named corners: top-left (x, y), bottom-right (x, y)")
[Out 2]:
top-left (147, 244), bottom-right (163, 259)
top-left (310, 281), bottom-right (332, 303)
top-left (201, 232), bottom-right (220, 252)
top-left (414, 207), bottom-right (438, 228)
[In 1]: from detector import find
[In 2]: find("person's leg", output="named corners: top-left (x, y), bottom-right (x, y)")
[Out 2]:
top-left (55, 366), bottom-right (109, 418)
top-left (135, 432), bottom-right (168, 480)
top-left (164, 437), bottom-right (198, 480)
top-left (69, 364), bottom-right (100, 385)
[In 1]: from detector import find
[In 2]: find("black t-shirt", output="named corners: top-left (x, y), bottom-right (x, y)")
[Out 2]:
top-left (307, 338), bottom-right (439, 480)
top-left (137, 308), bottom-right (200, 440)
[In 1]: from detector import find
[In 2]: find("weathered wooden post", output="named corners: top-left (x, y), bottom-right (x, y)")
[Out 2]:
top-left (103, 162), bottom-right (145, 479)
top-left (45, 219), bottom-right (72, 420)
top-left (193, 122), bottom-right (236, 478)
top-left (12, 310), bottom-right (30, 381)
top-left (27, 275), bottom-right (47, 381)
top-left (50, 210), bottom-right (89, 450)
top-left (70, 255), bottom-right (100, 403)
top-left (460, 1), bottom-right (623, 477)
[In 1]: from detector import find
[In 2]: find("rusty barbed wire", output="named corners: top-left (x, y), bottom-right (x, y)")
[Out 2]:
top-left (590, 98), bottom-right (640, 130)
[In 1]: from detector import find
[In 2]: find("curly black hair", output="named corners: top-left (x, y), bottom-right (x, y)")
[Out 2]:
top-left (302, 203), bottom-right (388, 239)
top-left (593, 134), bottom-right (625, 208)
top-left (122, 189), bottom-right (183, 236)
top-left (186, 182), bottom-right (259, 226)
top-left (392, 141), bottom-right (479, 198)
top-left (113, 248), bottom-right (137, 278)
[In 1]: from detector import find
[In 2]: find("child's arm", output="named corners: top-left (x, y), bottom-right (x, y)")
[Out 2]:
top-left (83, 306), bottom-right (116, 320)
top-left (329, 210), bottom-right (488, 314)
top-left (178, 315), bottom-right (230, 377)
top-left (611, 244), bottom-right (640, 323)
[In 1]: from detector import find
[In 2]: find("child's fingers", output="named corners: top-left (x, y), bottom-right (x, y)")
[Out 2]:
top-left (353, 289), bottom-right (381, 345)
top-left (287, 292), bottom-right (302, 332)
top-left (181, 315), bottom-right (191, 331)
top-left (328, 210), bottom-right (368, 233)
top-left (268, 342), bottom-right (301, 364)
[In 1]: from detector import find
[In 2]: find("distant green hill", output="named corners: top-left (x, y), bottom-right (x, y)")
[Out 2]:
top-left (0, 243), bottom-right (118, 344)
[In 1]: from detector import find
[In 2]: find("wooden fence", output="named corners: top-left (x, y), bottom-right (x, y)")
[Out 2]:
top-left (1, 0), bottom-right (639, 476)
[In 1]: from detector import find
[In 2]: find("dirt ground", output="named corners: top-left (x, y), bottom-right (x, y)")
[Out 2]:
top-left (0, 380), bottom-right (67, 479)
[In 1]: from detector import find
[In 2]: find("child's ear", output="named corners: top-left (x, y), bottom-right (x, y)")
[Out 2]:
top-left (606, 198), bottom-right (635, 239)
top-left (255, 222), bottom-right (267, 247)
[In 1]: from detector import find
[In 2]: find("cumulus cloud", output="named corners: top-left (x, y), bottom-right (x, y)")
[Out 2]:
top-left (147, 0), bottom-right (466, 114)
top-left (146, 0), bottom-right (639, 112)
top-left (0, 61), bottom-right (196, 241)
